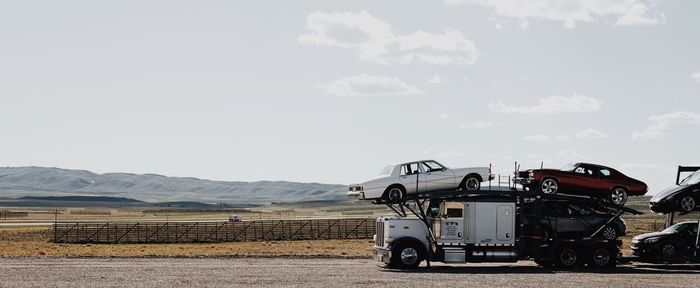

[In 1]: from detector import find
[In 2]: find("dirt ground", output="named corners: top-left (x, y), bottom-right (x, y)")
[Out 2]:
top-left (1, 258), bottom-right (699, 288)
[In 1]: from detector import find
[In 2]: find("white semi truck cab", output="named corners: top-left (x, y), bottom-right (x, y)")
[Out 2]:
top-left (374, 198), bottom-right (518, 268)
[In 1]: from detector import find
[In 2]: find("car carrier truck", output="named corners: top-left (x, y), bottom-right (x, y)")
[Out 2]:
top-left (371, 186), bottom-right (642, 269)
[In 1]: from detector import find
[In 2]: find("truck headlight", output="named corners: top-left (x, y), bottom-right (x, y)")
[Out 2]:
top-left (384, 237), bottom-right (394, 244)
top-left (644, 237), bottom-right (660, 244)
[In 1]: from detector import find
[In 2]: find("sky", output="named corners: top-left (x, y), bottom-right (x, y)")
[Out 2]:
top-left (1, 0), bottom-right (699, 195)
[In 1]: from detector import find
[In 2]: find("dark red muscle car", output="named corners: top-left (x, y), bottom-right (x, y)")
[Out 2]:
top-left (515, 163), bottom-right (648, 205)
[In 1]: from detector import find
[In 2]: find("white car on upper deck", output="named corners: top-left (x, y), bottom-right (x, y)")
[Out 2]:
top-left (348, 160), bottom-right (494, 203)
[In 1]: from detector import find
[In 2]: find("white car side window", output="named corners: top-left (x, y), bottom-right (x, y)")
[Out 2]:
top-left (400, 163), bottom-right (420, 176)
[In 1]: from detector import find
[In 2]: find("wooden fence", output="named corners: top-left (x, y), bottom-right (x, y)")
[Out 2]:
top-left (52, 218), bottom-right (375, 244)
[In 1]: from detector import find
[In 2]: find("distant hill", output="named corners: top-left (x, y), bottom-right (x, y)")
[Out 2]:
top-left (0, 167), bottom-right (347, 204)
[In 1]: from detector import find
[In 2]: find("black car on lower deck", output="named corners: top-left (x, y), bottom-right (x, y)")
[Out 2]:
top-left (631, 221), bottom-right (700, 260)
top-left (520, 200), bottom-right (626, 240)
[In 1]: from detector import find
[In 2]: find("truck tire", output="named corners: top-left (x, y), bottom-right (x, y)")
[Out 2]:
top-left (555, 248), bottom-right (578, 268)
top-left (389, 242), bottom-right (424, 269)
top-left (589, 247), bottom-right (615, 268)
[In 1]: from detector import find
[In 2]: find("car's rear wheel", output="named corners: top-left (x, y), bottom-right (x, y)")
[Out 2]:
top-left (541, 178), bottom-right (559, 194)
top-left (678, 195), bottom-right (696, 213)
top-left (384, 186), bottom-right (406, 204)
top-left (610, 188), bottom-right (628, 206)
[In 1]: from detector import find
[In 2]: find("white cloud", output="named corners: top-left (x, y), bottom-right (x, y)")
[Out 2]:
top-left (438, 113), bottom-right (449, 119)
top-left (489, 94), bottom-right (601, 114)
top-left (428, 75), bottom-right (444, 84)
top-left (445, 0), bottom-right (664, 29)
top-left (576, 128), bottom-right (610, 139)
top-left (691, 71), bottom-right (700, 82)
top-left (460, 121), bottom-right (495, 129)
top-left (320, 74), bottom-right (423, 96)
top-left (633, 111), bottom-right (700, 139)
top-left (299, 11), bottom-right (479, 65)
top-left (523, 134), bottom-right (551, 142)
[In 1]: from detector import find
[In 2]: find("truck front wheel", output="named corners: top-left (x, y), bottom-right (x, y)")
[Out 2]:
top-left (390, 242), bottom-right (424, 269)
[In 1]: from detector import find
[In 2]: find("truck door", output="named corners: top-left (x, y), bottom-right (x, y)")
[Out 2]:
top-left (440, 202), bottom-right (464, 242)
top-left (496, 204), bottom-right (514, 241)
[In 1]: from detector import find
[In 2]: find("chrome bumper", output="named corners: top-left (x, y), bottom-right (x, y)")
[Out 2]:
top-left (374, 247), bottom-right (391, 264)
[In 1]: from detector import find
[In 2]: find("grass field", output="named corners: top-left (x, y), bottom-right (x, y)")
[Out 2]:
top-left (1, 197), bottom-right (698, 258)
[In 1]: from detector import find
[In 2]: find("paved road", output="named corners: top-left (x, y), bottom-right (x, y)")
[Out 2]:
top-left (1, 258), bottom-right (699, 288)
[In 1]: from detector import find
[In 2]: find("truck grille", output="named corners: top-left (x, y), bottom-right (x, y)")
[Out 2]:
top-left (375, 220), bottom-right (384, 247)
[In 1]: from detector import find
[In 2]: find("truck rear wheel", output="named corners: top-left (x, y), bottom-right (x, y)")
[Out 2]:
top-left (390, 242), bottom-right (423, 269)
top-left (555, 248), bottom-right (578, 268)
top-left (589, 247), bottom-right (615, 268)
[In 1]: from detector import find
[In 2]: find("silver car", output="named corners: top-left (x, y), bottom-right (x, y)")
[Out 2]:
top-left (349, 160), bottom-right (493, 203)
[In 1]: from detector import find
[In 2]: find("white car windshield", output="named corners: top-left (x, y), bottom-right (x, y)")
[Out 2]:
top-left (378, 165), bottom-right (394, 177)
top-left (680, 171), bottom-right (700, 186)
top-left (562, 163), bottom-right (577, 172)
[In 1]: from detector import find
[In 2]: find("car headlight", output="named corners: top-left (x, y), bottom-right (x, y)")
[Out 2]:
top-left (644, 237), bottom-right (660, 244)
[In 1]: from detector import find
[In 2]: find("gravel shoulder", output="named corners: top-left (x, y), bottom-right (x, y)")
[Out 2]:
top-left (1, 258), bottom-right (700, 288)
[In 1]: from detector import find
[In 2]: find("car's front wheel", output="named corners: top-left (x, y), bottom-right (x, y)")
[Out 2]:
top-left (541, 178), bottom-right (559, 194)
top-left (601, 226), bottom-right (618, 240)
top-left (610, 188), bottom-right (628, 206)
top-left (661, 244), bottom-right (677, 258)
top-left (678, 195), bottom-right (696, 213)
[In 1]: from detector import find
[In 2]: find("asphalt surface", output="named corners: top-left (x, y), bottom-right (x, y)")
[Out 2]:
top-left (1, 258), bottom-right (699, 288)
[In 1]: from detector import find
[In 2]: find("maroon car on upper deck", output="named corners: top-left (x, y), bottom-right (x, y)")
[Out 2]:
top-left (515, 163), bottom-right (647, 206)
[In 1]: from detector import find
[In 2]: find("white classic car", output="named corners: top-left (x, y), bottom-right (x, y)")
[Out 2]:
top-left (348, 160), bottom-right (493, 203)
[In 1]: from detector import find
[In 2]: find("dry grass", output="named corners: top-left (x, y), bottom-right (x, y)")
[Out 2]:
top-left (0, 227), bottom-right (372, 258)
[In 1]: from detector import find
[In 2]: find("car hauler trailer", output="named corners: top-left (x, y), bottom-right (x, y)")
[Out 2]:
top-left (371, 182), bottom-right (642, 269)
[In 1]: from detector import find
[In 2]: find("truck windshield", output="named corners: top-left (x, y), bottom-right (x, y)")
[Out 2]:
top-left (680, 171), bottom-right (700, 186)
top-left (378, 165), bottom-right (394, 177)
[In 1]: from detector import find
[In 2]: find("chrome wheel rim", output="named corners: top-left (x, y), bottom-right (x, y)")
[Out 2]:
top-left (541, 179), bottom-right (558, 194)
top-left (602, 227), bottom-right (617, 240)
top-left (611, 189), bottom-right (627, 205)
top-left (592, 248), bottom-right (611, 267)
top-left (662, 244), bottom-right (676, 257)
top-left (560, 249), bottom-right (577, 266)
top-left (388, 188), bottom-right (402, 203)
top-left (400, 247), bottom-right (418, 265)
top-left (680, 196), bottom-right (695, 212)
top-left (466, 178), bottom-right (480, 190)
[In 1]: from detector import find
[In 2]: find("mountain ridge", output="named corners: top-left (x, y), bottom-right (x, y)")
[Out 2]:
top-left (0, 166), bottom-right (347, 204)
